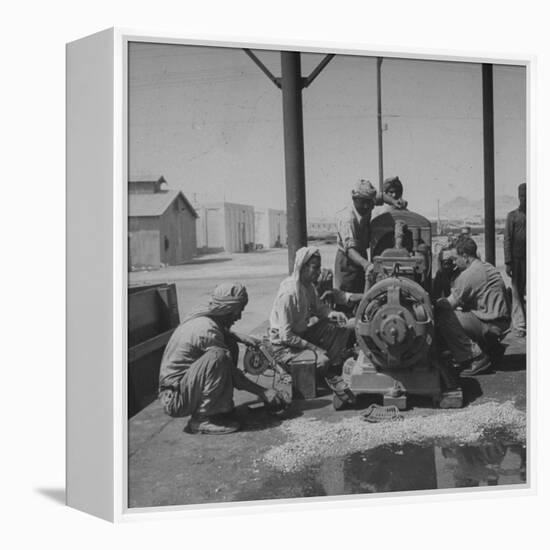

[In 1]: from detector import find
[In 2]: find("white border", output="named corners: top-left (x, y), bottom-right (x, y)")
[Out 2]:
top-left (115, 28), bottom-right (535, 521)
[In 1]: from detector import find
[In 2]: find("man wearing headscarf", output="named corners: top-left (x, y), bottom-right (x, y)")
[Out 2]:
top-left (158, 282), bottom-right (286, 434)
top-left (269, 246), bottom-right (356, 405)
top-left (335, 178), bottom-right (407, 295)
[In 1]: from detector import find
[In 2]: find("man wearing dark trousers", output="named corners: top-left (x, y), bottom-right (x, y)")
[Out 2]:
top-left (435, 238), bottom-right (510, 376)
top-left (504, 183), bottom-right (527, 337)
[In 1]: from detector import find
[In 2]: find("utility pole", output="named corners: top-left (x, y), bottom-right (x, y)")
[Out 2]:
top-left (482, 63), bottom-right (496, 266)
top-left (244, 49), bottom-right (335, 272)
top-left (281, 52), bottom-right (307, 272)
top-left (376, 57), bottom-right (384, 194)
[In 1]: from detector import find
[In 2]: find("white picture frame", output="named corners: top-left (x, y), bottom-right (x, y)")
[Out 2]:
top-left (66, 27), bottom-right (534, 522)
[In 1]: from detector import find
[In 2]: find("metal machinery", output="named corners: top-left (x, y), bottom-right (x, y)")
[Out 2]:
top-left (341, 209), bottom-right (463, 410)
top-left (242, 342), bottom-right (293, 406)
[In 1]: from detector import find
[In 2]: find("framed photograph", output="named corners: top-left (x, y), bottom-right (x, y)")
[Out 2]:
top-left (66, 28), bottom-right (531, 522)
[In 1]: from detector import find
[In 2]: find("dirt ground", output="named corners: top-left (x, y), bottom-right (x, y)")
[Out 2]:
top-left (128, 241), bottom-right (527, 509)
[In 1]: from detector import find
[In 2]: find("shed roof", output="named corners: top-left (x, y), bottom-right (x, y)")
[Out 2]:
top-left (129, 190), bottom-right (198, 218)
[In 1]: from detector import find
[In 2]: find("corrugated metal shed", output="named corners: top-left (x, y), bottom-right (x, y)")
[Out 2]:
top-left (196, 202), bottom-right (255, 253)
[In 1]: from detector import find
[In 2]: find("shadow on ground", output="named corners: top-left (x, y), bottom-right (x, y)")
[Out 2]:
top-left (498, 353), bottom-right (527, 372)
top-left (35, 487), bottom-right (65, 505)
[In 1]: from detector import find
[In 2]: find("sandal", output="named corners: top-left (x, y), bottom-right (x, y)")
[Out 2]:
top-left (325, 375), bottom-right (356, 405)
top-left (361, 404), bottom-right (403, 423)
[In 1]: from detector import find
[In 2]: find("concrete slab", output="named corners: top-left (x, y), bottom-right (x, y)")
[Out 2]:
top-left (128, 333), bottom-right (526, 508)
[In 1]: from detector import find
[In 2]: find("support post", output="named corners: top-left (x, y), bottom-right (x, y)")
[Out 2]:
top-left (281, 51), bottom-right (307, 272)
top-left (377, 57), bottom-right (384, 194)
top-left (482, 63), bottom-right (496, 266)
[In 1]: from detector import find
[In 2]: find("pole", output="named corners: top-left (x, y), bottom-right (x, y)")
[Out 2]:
top-left (281, 51), bottom-right (307, 272)
top-left (482, 64), bottom-right (496, 266)
top-left (377, 57), bottom-right (384, 194)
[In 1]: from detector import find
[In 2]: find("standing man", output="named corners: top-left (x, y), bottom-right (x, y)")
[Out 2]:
top-left (504, 183), bottom-right (527, 337)
top-left (158, 282), bottom-right (286, 434)
top-left (435, 237), bottom-right (510, 376)
top-left (335, 178), bottom-right (406, 295)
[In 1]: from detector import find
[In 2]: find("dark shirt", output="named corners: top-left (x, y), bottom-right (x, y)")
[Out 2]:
top-left (504, 208), bottom-right (526, 264)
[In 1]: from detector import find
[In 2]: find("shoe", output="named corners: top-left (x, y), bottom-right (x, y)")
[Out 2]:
top-left (460, 353), bottom-right (492, 376)
top-left (187, 414), bottom-right (241, 435)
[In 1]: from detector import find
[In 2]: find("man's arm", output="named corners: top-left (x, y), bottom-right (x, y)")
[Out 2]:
top-left (321, 288), bottom-right (363, 306)
top-left (337, 213), bottom-right (369, 271)
top-left (230, 331), bottom-right (260, 347)
top-left (347, 247), bottom-right (370, 271)
top-left (381, 192), bottom-right (407, 209)
top-left (232, 368), bottom-right (287, 408)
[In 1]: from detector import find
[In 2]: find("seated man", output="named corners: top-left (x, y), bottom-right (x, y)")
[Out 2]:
top-left (158, 282), bottom-right (286, 435)
top-left (269, 246), bottom-right (356, 404)
top-left (435, 238), bottom-right (511, 376)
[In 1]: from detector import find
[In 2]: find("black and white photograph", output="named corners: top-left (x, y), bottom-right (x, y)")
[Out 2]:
top-left (126, 41), bottom-right (527, 508)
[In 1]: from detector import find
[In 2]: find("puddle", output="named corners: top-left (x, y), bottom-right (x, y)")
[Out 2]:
top-left (237, 439), bottom-right (526, 502)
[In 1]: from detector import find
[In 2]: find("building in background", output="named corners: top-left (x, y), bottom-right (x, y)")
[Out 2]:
top-left (307, 217), bottom-right (337, 240)
top-left (255, 208), bottom-right (287, 248)
top-left (196, 202), bottom-right (255, 253)
top-left (128, 176), bottom-right (198, 269)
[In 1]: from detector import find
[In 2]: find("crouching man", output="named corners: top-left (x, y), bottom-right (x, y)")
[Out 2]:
top-left (269, 246), bottom-right (356, 405)
top-left (435, 238), bottom-right (511, 376)
top-left (158, 282), bottom-right (286, 434)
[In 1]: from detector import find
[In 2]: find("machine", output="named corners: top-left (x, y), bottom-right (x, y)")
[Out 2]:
top-left (340, 210), bottom-right (462, 410)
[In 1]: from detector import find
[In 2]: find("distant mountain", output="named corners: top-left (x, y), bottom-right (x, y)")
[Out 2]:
top-left (434, 195), bottom-right (517, 221)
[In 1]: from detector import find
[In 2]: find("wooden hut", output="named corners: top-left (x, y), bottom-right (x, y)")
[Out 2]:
top-left (128, 177), bottom-right (198, 268)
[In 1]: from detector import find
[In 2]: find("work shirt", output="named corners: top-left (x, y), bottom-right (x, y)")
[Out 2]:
top-left (159, 316), bottom-right (228, 388)
top-left (269, 278), bottom-right (331, 349)
top-left (335, 198), bottom-right (382, 256)
top-left (451, 259), bottom-right (510, 322)
top-left (504, 208), bottom-right (526, 264)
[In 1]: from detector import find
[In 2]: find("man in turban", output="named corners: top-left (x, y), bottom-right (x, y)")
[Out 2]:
top-left (158, 282), bottom-right (286, 434)
top-left (269, 246), bottom-right (356, 405)
top-left (335, 178), bottom-right (407, 296)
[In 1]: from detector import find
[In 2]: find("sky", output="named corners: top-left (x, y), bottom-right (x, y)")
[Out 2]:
top-left (128, 42), bottom-right (526, 220)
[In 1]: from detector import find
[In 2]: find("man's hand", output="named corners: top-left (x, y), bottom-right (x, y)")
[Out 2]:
top-left (262, 388), bottom-right (288, 411)
top-left (328, 310), bottom-right (348, 326)
top-left (505, 264), bottom-right (513, 278)
top-left (394, 198), bottom-right (408, 209)
top-left (320, 289), bottom-right (336, 306)
top-left (364, 262), bottom-right (375, 284)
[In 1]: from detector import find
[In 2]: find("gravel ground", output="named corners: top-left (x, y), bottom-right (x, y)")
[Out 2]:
top-left (264, 400), bottom-right (526, 472)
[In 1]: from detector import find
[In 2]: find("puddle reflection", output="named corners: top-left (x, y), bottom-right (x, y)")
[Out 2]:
top-left (237, 439), bottom-right (526, 502)
top-left (319, 441), bottom-right (526, 495)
